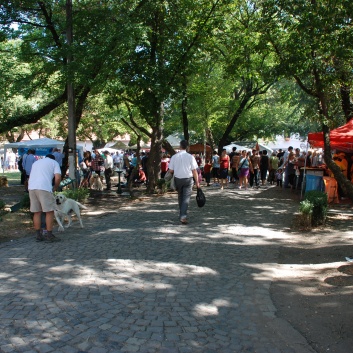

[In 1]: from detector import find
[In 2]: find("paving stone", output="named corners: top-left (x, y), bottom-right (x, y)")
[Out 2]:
top-left (0, 189), bottom-right (316, 353)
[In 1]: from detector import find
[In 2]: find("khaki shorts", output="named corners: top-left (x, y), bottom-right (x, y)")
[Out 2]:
top-left (29, 190), bottom-right (55, 213)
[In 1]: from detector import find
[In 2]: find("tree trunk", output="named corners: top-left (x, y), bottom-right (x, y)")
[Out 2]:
top-left (181, 80), bottom-right (189, 142)
top-left (206, 127), bottom-right (216, 152)
top-left (218, 93), bottom-right (252, 152)
top-left (340, 84), bottom-right (353, 123)
top-left (162, 139), bottom-right (176, 156)
top-left (146, 126), bottom-right (163, 193)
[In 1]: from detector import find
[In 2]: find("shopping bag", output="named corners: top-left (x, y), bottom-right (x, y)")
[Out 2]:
top-left (196, 187), bottom-right (206, 208)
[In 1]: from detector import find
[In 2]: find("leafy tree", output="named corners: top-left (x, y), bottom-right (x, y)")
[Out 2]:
top-left (107, 0), bottom-right (228, 191)
top-left (258, 0), bottom-right (353, 200)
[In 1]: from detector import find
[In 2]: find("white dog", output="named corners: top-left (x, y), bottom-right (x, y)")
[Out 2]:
top-left (90, 173), bottom-right (103, 191)
top-left (54, 194), bottom-right (87, 232)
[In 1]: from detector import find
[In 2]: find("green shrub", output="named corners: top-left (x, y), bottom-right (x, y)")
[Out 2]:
top-left (299, 199), bottom-right (313, 215)
top-left (57, 188), bottom-right (90, 202)
top-left (20, 193), bottom-right (30, 210)
top-left (157, 178), bottom-right (167, 193)
top-left (304, 190), bottom-right (328, 226)
top-left (0, 199), bottom-right (5, 210)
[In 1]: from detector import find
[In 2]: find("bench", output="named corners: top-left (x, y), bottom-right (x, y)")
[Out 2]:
top-left (58, 178), bottom-right (76, 191)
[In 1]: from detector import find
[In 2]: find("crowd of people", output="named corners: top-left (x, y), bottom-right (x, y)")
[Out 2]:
top-left (178, 146), bottom-right (327, 192)
top-left (3, 142), bottom-right (352, 236)
top-left (79, 149), bottom-right (149, 190)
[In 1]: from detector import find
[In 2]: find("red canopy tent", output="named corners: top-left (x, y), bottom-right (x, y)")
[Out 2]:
top-left (308, 119), bottom-right (353, 152)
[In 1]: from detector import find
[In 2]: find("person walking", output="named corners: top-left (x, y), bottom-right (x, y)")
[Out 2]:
top-left (91, 149), bottom-right (104, 176)
top-left (168, 140), bottom-right (200, 224)
top-left (103, 150), bottom-right (114, 190)
top-left (219, 149), bottom-right (230, 190)
top-left (259, 150), bottom-right (269, 186)
top-left (249, 149), bottom-right (260, 188)
top-left (23, 149), bottom-right (36, 192)
top-left (28, 154), bottom-right (62, 242)
top-left (238, 150), bottom-right (253, 190)
top-left (211, 150), bottom-right (220, 184)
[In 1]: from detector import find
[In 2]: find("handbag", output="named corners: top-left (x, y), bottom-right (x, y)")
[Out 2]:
top-left (237, 158), bottom-right (247, 176)
top-left (196, 187), bottom-right (206, 208)
top-left (169, 175), bottom-right (176, 190)
top-left (164, 170), bottom-right (173, 181)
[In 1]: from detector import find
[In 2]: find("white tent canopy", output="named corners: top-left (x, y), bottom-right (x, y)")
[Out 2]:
top-left (165, 134), bottom-right (182, 148)
top-left (223, 143), bottom-right (251, 153)
top-left (4, 137), bottom-right (65, 151)
top-left (3, 138), bottom-right (83, 172)
top-left (263, 134), bottom-right (307, 151)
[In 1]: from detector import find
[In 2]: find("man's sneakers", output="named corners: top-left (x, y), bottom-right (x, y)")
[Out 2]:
top-left (36, 230), bottom-right (61, 242)
top-left (36, 234), bottom-right (44, 242)
top-left (180, 218), bottom-right (188, 225)
top-left (44, 234), bottom-right (61, 242)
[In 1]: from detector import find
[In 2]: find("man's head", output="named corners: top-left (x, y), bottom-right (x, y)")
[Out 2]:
top-left (179, 140), bottom-right (188, 150)
top-left (288, 146), bottom-right (293, 151)
top-left (232, 147), bottom-right (237, 152)
top-left (104, 150), bottom-right (110, 155)
top-left (46, 154), bottom-right (55, 160)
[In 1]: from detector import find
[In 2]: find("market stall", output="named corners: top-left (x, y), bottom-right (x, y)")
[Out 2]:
top-left (3, 138), bottom-right (83, 172)
top-left (308, 119), bottom-right (353, 152)
top-left (307, 120), bottom-right (353, 201)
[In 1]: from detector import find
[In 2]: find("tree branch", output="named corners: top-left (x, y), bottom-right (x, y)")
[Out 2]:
top-left (123, 102), bottom-right (152, 138)
top-left (0, 91), bottom-right (67, 134)
top-left (37, 1), bottom-right (63, 49)
top-left (168, 0), bottom-right (222, 86)
top-left (293, 74), bottom-right (318, 98)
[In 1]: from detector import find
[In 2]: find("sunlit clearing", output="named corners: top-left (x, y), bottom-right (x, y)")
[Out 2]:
top-left (193, 298), bottom-right (232, 317)
top-left (46, 260), bottom-right (219, 290)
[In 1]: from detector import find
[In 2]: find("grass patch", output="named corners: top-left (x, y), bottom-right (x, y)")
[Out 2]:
top-left (1, 171), bottom-right (21, 185)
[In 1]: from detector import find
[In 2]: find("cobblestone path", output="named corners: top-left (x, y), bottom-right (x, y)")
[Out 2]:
top-left (0, 187), bottom-right (316, 353)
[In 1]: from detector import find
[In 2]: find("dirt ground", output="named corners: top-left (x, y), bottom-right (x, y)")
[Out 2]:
top-left (1, 181), bottom-right (353, 353)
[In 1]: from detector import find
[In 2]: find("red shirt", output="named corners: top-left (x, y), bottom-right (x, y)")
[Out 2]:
top-left (161, 160), bottom-right (169, 172)
top-left (204, 163), bottom-right (212, 173)
top-left (220, 156), bottom-right (229, 169)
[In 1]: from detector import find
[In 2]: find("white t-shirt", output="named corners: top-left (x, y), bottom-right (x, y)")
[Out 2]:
top-left (104, 154), bottom-right (114, 169)
top-left (28, 158), bottom-right (61, 193)
top-left (169, 150), bottom-right (198, 178)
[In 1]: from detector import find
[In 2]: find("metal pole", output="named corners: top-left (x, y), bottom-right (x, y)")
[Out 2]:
top-left (66, 0), bottom-right (76, 181)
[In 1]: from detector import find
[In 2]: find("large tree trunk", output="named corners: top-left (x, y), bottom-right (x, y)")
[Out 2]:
top-left (146, 101), bottom-right (165, 193)
top-left (147, 126), bottom-right (163, 193)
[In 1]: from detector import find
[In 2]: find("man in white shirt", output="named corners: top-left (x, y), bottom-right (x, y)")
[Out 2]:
top-left (281, 146), bottom-right (293, 188)
top-left (103, 150), bottom-right (114, 190)
top-left (168, 140), bottom-right (200, 224)
top-left (28, 154), bottom-right (62, 242)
